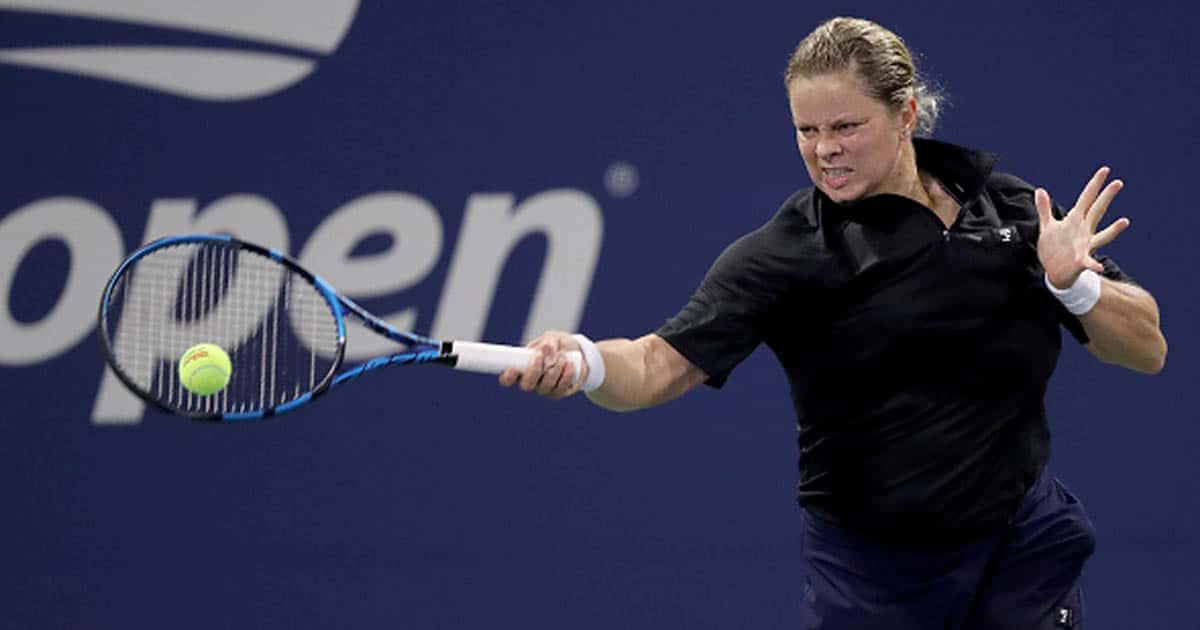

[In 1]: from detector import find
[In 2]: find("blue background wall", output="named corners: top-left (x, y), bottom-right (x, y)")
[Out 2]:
top-left (2, 1), bottom-right (1196, 628)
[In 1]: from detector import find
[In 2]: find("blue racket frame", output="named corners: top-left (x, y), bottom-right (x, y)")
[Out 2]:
top-left (99, 234), bottom-right (457, 422)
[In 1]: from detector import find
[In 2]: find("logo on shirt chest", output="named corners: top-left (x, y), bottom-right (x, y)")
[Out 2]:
top-left (956, 224), bottom-right (1026, 250)
top-left (983, 224), bottom-right (1025, 246)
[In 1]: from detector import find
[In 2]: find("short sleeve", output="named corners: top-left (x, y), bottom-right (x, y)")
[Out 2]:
top-left (655, 231), bottom-right (781, 388)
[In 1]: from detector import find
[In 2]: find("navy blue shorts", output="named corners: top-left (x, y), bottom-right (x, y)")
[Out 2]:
top-left (799, 472), bottom-right (1097, 629)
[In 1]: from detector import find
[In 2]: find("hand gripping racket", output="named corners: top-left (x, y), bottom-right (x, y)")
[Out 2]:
top-left (98, 234), bottom-right (580, 421)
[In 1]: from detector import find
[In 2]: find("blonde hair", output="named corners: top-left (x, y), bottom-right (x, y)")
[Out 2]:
top-left (784, 17), bottom-right (943, 137)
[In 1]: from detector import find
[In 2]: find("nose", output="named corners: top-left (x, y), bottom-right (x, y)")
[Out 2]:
top-left (816, 134), bottom-right (842, 161)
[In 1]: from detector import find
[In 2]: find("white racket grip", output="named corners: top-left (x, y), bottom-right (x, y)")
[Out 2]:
top-left (450, 341), bottom-right (584, 383)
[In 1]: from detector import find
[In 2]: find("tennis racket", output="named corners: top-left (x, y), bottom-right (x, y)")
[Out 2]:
top-left (98, 234), bottom-right (581, 421)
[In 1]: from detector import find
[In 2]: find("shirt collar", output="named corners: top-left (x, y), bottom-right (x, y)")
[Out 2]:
top-left (912, 138), bottom-right (998, 215)
top-left (810, 138), bottom-right (999, 220)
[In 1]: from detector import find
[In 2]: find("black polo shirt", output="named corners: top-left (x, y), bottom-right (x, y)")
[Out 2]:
top-left (656, 138), bottom-right (1132, 545)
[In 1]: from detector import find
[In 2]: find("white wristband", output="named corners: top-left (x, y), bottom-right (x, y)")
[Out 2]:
top-left (571, 334), bottom-right (606, 392)
top-left (1045, 270), bottom-right (1102, 315)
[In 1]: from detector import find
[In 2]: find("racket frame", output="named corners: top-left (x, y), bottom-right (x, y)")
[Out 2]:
top-left (99, 234), bottom-right (573, 422)
top-left (99, 234), bottom-right (352, 421)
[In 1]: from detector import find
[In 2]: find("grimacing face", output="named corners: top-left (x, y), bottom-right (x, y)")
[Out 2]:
top-left (786, 71), bottom-right (916, 204)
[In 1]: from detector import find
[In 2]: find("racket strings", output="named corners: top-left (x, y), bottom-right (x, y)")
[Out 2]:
top-left (104, 241), bottom-right (341, 416)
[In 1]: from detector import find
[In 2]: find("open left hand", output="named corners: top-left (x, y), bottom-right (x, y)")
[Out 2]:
top-left (1035, 166), bottom-right (1131, 289)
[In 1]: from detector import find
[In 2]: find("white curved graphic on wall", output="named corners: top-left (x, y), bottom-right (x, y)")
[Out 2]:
top-left (0, 0), bottom-right (359, 100)
top-left (0, 47), bottom-right (315, 101)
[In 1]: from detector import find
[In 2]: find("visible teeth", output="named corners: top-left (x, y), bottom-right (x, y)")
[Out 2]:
top-left (825, 168), bottom-right (850, 176)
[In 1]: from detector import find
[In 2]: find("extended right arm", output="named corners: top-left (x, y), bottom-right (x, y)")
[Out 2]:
top-left (497, 331), bottom-right (708, 412)
top-left (498, 225), bottom-right (781, 409)
top-left (586, 334), bottom-right (708, 411)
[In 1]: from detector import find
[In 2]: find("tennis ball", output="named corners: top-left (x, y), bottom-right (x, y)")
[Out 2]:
top-left (179, 343), bottom-right (232, 396)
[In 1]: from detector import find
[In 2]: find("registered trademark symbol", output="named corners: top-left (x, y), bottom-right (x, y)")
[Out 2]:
top-left (603, 161), bottom-right (639, 198)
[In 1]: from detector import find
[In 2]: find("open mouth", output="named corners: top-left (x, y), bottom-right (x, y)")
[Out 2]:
top-left (822, 168), bottom-right (852, 187)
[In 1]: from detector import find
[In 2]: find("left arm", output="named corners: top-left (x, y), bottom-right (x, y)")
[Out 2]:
top-left (1035, 166), bottom-right (1167, 374)
top-left (1079, 277), bottom-right (1167, 374)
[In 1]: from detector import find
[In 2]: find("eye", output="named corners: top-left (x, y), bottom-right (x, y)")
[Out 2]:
top-left (834, 122), bottom-right (862, 134)
top-left (796, 126), bottom-right (817, 139)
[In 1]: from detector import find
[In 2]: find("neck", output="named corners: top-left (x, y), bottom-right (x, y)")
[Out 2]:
top-left (886, 139), bottom-right (930, 206)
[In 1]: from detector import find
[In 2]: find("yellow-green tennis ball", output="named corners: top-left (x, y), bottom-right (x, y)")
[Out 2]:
top-left (179, 343), bottom-right (232, 396)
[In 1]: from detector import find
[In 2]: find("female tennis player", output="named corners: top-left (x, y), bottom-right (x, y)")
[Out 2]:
top-left (500, 17), bottom-right (1166, 629)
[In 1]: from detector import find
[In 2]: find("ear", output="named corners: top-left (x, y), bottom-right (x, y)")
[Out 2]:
top-left (900, 96), bottom-right (918, 136)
